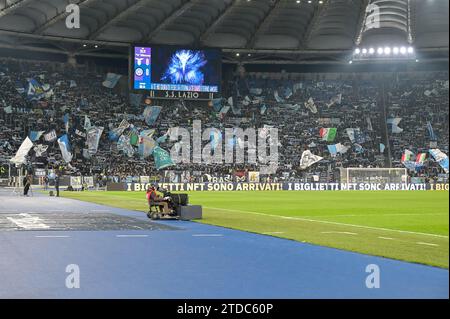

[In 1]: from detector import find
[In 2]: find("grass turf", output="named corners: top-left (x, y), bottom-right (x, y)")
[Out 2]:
top-left (61, 190), bottom-right (449, 269)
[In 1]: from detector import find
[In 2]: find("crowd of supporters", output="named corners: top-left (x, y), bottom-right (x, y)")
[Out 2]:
top-left (0, 57), bottom-right (448, 184)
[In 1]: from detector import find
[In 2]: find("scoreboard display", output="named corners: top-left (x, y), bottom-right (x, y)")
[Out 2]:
top-left (131, 45), bottom-right (222, 100)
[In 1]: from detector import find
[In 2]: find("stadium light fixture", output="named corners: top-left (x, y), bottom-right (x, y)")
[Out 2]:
top-left (351, 45), bottom-right (417, 62)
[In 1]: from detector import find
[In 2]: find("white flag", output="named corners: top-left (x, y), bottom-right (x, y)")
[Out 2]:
top-left (10, 137), bottom-right (33, 165)
top-left (299, 150), bottom-right (323, 170)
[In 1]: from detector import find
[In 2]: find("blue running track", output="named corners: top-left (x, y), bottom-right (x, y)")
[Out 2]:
top-left (0, 190), bottom-right (448, 299)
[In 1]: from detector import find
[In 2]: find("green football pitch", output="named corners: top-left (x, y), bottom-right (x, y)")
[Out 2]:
top-left (61, 190), bottom-right (449, 269)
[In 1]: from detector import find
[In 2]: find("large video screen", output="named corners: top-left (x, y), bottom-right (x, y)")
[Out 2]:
top-left (131, 45), bottom-right (221, 94)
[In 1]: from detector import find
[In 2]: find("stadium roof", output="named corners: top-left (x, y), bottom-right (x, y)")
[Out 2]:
top-left (0, 0), bottom-right (448, 64)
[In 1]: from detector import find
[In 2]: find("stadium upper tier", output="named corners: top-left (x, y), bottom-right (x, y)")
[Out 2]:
top-left (0, 57), bottom-right (448, 183)
top-left (0, 0), bottom-right (448, 62)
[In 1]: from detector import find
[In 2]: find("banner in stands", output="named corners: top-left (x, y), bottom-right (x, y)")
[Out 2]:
top-left (121, 182), bottom-right (449, 192)
top-left (70, 176), bottom-right (82, 189)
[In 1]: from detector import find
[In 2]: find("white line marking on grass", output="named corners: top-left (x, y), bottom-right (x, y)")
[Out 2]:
top-left (416, 242), bottom-right (439, 247)
top-left (35, 235), bottom-right (70, 238)
top-left (262, 232), bottom-right (286, 235)
top-left (204, 207), bottom-right (449, 239)
top-left (321, 231), bottom-right (358, 235)
top-left (378, 237), bottom-right (395, 240)
top-left (192, 234), bottom-right (224, 237)
top-left (116, 235), bottom-right (149, 238)
top-left (302, 213), bottom-right (447, 218)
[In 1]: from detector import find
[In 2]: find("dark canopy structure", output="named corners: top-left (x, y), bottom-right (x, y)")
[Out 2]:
top-left (0, 0), bottom-right (448, 63)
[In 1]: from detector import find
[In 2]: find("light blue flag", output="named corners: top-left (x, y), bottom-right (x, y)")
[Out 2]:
top-left (274, 91), bottom-right (285, 103)
top-left (27, 78), bottom-right (44, 101)
top-left (63, 113), bottom-right (70, 133)
top-left (429, 149), bottom-right (449, 173)
top-left (327, 145), bottom-right (338, 157)
top-left (57, 134), bottom-right (72, 163)
top-left (143, 106), bottom-right (162, 126)
top-left (260, 104), bottom-right (268, 115)
top-left (427, 121), bottom-right (437, 141)
top-left (380, 143), bottom-right (386, 154)
top-left (210, 98), bottom-right (223, 112)
top-left (152, 146), bottom-right (174, 170)
top-left (29, 131), bottom-right (44, 142)
top-left (210, 131), bottom-right (222, 151)
top-left (138, 130), bottom-right (156, 159)
top-left (102, 73), bottom-right (122, 89)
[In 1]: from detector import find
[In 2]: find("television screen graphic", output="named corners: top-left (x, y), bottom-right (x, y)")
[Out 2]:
top-left (132, 45), bottom-right (221, 94)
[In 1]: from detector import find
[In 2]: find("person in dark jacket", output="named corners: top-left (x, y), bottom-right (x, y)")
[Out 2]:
top-left (23, 175), bottom-right (31, 196)
top-left (55, 174), bottom-right (60, 197)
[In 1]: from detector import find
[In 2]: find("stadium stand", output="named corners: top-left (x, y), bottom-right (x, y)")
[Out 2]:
top-left (0, 57), bottom-right (448, 185)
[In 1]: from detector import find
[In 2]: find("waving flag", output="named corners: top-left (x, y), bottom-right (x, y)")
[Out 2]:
top-left (109, 119), bottom-right (130, 141)
top-left (415, 153), bottom-right (427, 166)
top-left (427, 121), bottom-right (437, 141)
top-left (401, 149), bottom-right (414, 163)
top-left (380, 143), bottom-right (386, 154)
top-left (138, 130), bottom-right (156, 159)
top-left (26, 78), bottom-right (44, 101)
top-left (3, 105), bottom-right (12, 114)
top-left (274, 91), bottom-right (285, 103)
top-left (10, 137), bottom-right (33, 165)
top-left (34, 144), bottom-right (48, 157)
top-left (152, 146), bottom-right (174, 170)
top-left (84, 115), bottom-right (92, 130)
top-left (86, 126), bottom-right (104, 155)
top-left (44, 130), bottom-right (57, 142)
top-left (29, 131), bottom-right (44, 142)
top-left (429, 149), bottom-right (449, 173)
top-left (320, 128), bottom-right (337, 142)
top-left (102, 73), bottom-right (122, 89)
top-left (143, 106), bottom-right (162, 126)
top-left (304, 98), bottom-right (318, 114)
top-left (117, 135), bottom-right (135, 158)
top-left (209, 98), bottom-right (223, 112)
top-left (327, 145), bottom-right (338, 157)
top-left (210, 130), bottom-right (222, 152)
top-left (387, 118), bottom-right (404, 134)
top-left (63, 113), bottom-right (70, 133)
top-left (326, 94), bottom-right (342, 108)
top-left (299, 150), bottom-right (323, 170)
top-left (260, 104), bottom-right (268, 115)
top-left (57, 134), bottom-right (73, 163)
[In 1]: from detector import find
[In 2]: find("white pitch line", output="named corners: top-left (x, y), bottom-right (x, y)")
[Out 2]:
top-left (192, 234), bottom-right (224, 237)
top-left (204, 207), bottom-right (449, 239)
top-left (378, 237), bottom-right (395, 240)
top-left (416, 242), bottom-right (439, 247)
top-left (35, 235), bottom-right (70, 238)
top-left (262, 232), bottom-right (286, 235)
top-left (321, 231), bottom-right (358, 235)
top-left (302, 213), bottom-right (447, 218)
top-left (116, 235), bottom-right (149, 238)
top-left (91, 210), bottom-right (111, 212)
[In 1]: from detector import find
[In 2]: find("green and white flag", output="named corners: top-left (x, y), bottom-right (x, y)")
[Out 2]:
top-left (152, 146), bottom-right (174, 170)
top-left (320, 128), bottom-right (337, 142)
